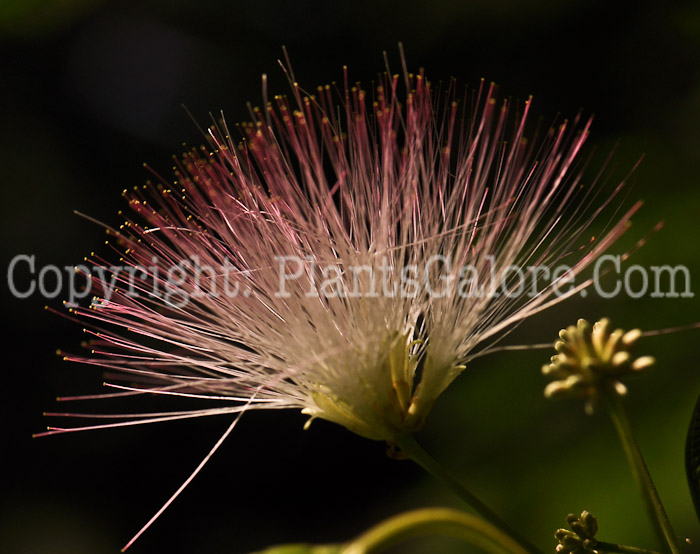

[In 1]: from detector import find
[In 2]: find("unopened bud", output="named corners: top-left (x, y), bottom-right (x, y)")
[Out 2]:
top-left (554, 510), bottom-right (599, 554)
top-left (542, 318), bottom-right (654, 412)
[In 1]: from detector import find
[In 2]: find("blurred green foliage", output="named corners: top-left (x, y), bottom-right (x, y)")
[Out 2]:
top-left (0, 0), bottom-right (102, 38)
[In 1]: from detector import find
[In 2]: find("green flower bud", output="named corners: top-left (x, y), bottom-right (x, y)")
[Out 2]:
top-left (554, 510), bottom-right (599, 554)
top-left (542, 318), bottom-right (654, 413)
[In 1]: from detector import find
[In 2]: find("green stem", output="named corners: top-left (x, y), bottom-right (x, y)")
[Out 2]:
top-left (597, 541), bottom-right (662, 554)
top-left (341, 507), bottom-right (529, 554)
top-left (604, 393), bottom-right (680, 554)
top-left (394, 433), bottom-right (542, 554)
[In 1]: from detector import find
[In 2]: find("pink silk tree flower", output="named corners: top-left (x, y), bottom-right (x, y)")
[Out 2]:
top-left (43, 66), bottom-right (640, 460)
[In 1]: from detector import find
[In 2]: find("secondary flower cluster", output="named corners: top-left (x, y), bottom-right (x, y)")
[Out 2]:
top-left (542, 318), bottom-right (655, 413)
top-left (554, 511), bottom-right (599, 554)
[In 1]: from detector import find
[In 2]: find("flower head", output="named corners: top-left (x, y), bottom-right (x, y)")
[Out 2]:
top-left (45, 63), bottom-right (640, 446)
top-left (542, 318), bottom-right (654, 413)
top-left (554, 511), bottom-right (599, 554)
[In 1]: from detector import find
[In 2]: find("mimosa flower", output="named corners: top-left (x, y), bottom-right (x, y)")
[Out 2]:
top-left (43, 63), bottom-right (640, 479)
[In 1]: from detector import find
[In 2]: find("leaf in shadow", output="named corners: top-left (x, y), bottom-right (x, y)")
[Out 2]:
top-left (686, 393), bottom-right (700, 525)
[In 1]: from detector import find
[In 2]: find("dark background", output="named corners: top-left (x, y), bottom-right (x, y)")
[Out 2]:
top-left (2, 1), bottom-right (700, 553)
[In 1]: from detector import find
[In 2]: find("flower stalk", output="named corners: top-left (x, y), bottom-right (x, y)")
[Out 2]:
top-left (604, 392), bottom-right (680, 554)
top-left (596, 542), bottom-right (662, 554)
top-left (341, 507), bottom-right (528, 554)
top-left (393, 433), bottom-right (542, 554)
